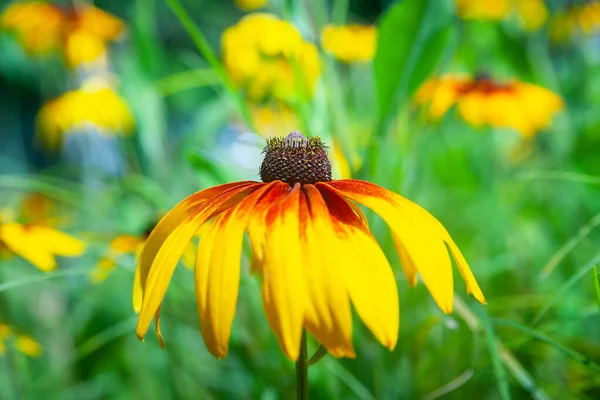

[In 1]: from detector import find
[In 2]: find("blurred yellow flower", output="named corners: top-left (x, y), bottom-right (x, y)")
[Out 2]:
top-left (456, 0), bottom-right (511, 20)
top-left (251, 103), bottom-right (299, 137)
top-left (415, 74), bottom-right (564, 138)
top-left (222, 13), bottom-right (321, 102)
top-left (0, 222), bottom-right (84, 272)
top-left (68, 5), bottom-right (124, 42)
top-left (321, 24), bottom-right (377, 62)
top-left (550, 2), bottom-right (600, 42)
top-left (36, 78), bottom-right (135, 151)
top-left (0, 2), bottom-right (64, 54)
top-left (516, 0), bottom-right (548, 32)
top-left (63, 5), bottom-right (124, 68)
top-left (0, 324), bottom-right (43, 358)
top-left (234, 0), bottom-right (267, 11)
top-left (92, 228), bottom-right (195, 283)
top-left (456, 0), bottom-right (548, 32)
top-left (0, 2), bottom-right (124, 67)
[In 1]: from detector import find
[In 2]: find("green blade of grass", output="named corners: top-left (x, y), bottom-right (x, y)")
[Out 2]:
top-left (480, 309), bottom-right (511, 400)
top-left (593, 266), bottom-right (600, 317)
top-left (540, 212), bottom-right (600, 278)
top-left (532, 252), bottom-right (600, 326)
top-left (164, 0), bottom-right (257, 133)
top-left (499, 346), bottom-right (550, 400)
top-left (493, 318), bottom-right (600, 374)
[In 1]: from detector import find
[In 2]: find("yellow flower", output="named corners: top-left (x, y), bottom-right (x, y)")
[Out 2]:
top-left (550, 2), bottom-right (600, 42)
top-left (0, 2), bottom-right (124, 66)
top-left (516, 0), bottom-right (548, 32)
top-left (63, 5), bottom-right (124, 68)
top-left (68, 6), bottom-right (124, 43)
top-left (234, 0), bottom-right (268, 11)
top-left (456, 0), bottom-right (548, 32)
top-left (93, 225), bottom-right (196, 283)
top-left (251, 103), bottom-right (299, 137)
top-left (0, 324), bottom-right (43, 358)
top-left (0, 222), bottom-right (84, 272)
top-left (36, 78), bottom-right (135, 151)
top-left (415, 74), bottom-right (564, 138)
top-left (0, 2), bottom-right (64, 54)
top-left (321, 24), bottom-right (377, 62)
top-left (222, 14), bottom-right (321, 102)
top-left (456, 0), bottom-right (511, 20)
top-left (134, 131), bottom-right (485, 360)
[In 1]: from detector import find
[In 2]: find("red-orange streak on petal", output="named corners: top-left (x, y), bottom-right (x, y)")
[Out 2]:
top-left (260, 183), bottom-right (307, 360)
top-left (133, 181), bottom-right (256, 312)
top-left (136, 183), bottom-right (261, 342)
top-left (195, 182), bottom-right (275, 358)
top-left (247, 181), bottom-right (291, 275)
top-left (318, 184), bottom-right (399, 350)
top-left (301, 184), bottom-right (354, 357)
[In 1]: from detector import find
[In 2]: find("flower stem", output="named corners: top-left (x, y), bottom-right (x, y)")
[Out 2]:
top-left (295, 330), bottom-right (308, 400)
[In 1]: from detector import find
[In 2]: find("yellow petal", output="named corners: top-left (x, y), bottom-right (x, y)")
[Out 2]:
top-left (0, 223), bottom-right (56, 271)
top-left (135, 183), bottom-right (260, 341)
top-left (28, 226), bottom-right (85, 256)
top-left (393, 236), bottom-right (418, 287)
top-left (133, 181), bottom-right (256, 312)
top-left (322, 180), bottom-right (456, 314)
top-left (301, 185), bottom-right (354, 357)
top-left (195, 183), bottom-right (273, 358)
top-left (259, 183), bottom-right (307, 360)
top-left (319, 185), bottom-right (399, 349)
top-left (247, 181), bottom-right (290, 274)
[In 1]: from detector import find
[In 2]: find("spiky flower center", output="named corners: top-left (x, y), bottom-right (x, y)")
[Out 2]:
top-left (259, 130), bottom-right (332, 185)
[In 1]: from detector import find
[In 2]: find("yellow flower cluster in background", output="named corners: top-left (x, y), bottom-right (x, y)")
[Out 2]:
top-left (456, 0), bottom-right (548, 32)
top-left (550, 1), bottom-right (600, 42)
top-left (415, 74), bottom-right (564, 138)
top-left (0, 324), bottom-right (43, 357)
top-left (222, 13), bottom-right (321, 102)
top-left (321, 24), bottom-right (377, 62)
top-left (0, 2), bottom-right (124, 68)
top-left (36, 78), bottom-right (135, 151)
top-left (0, 1), bottom-right (63, 54)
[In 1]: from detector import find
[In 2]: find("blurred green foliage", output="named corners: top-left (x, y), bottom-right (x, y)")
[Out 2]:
top-left (1, 0), bottom-right (600, 399)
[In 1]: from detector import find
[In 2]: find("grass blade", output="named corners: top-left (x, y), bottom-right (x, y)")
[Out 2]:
top-left (480, 309), bottom-right (511, 400)
top-left (493, 318), bottom-right (600, 374)
top-left (532, 252), bottom-right (600, 326)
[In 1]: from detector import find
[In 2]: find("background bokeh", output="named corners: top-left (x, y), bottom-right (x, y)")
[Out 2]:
top-left (1, 0), bottom-right (600, 399)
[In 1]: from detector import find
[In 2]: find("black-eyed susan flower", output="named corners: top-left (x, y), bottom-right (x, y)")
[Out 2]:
top-left (36, 78), bottom-right (135, 151)
top-left (0, 324), bottom-right (43, 357)
top-left (456, 0), bottom-right (548, 32)
top-left (222, 14), bottom-right (321, 101)
top-left (321, 24), bottom-right (377, 63)
top-left (134, 130), bottom-right (485, 360)
top-left (415, 74), bottom-right (563, 138)
top-left (0, 1), bottom-right (64, 54)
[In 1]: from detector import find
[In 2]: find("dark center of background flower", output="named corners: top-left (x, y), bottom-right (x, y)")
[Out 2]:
top-left (259, 130), bottom-right (332, 185)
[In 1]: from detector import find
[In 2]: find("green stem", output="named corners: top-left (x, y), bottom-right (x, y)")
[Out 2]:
top-left (164, 0), bottom-right (257, 132)
top-left (296, 330), bottom-right (308, 400)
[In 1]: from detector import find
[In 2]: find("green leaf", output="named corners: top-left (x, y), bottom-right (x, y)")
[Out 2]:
top-left (374, 0), bottom-right (456, 132)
